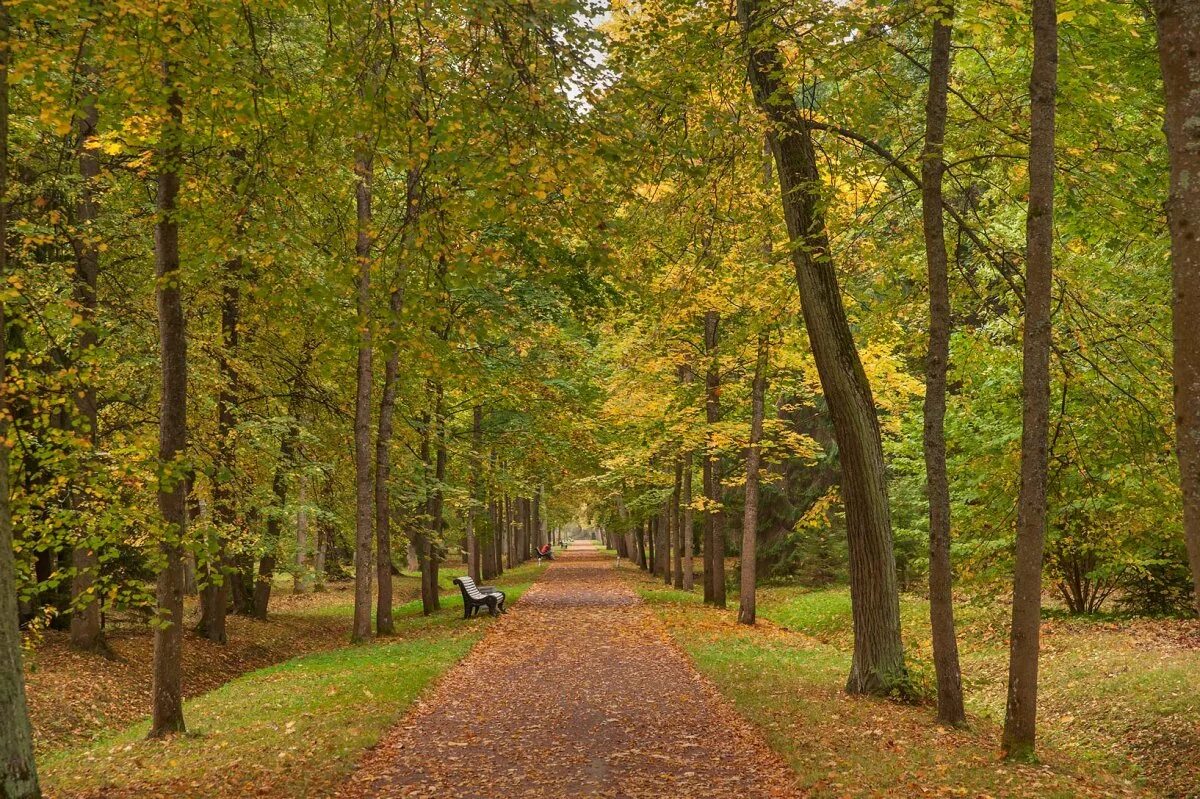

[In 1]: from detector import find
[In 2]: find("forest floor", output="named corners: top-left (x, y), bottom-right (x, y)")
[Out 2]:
top-left (338, 543), bottom-right (800, 799)
top-left (30, 562), bottom-right (545, 799)
top-left (633, 562), bottom-right (1198, 798)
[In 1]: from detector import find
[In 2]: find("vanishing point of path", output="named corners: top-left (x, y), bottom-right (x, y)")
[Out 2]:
top-left (338, 543), bottom-right (801, 798)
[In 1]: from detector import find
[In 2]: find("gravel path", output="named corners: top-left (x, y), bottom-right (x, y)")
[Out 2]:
top-left (338, 543), bottom-right (802, 798)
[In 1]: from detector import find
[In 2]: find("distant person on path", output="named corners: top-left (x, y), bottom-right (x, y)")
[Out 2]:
top-left (537, 544), bottom-right (555, 561)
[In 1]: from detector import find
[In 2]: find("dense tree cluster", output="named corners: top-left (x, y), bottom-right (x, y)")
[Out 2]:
top-left (2, 0), bottom-right (1199, 793)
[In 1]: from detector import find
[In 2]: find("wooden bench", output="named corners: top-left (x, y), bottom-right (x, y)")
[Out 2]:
top-left (452, 576), bottom-right (506, 618)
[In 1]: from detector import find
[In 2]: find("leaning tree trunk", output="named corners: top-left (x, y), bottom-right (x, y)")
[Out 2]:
top-left (737, 0), bottom-right (906, 695)
top-left (1153, 0), bottom-right (1200, 617)
top-left (0, 5), bottom-right (42, 788)
top-left (1002, 0), bottom-right (1057, 760)
top-left (351, 148), bottom-right (374, 644)
top-left (149, 64), bottom-right (187, 737)
top-left (920, 2), bottom-right (967, 726)
top-left (68, 78), bottom-right (104, 652)
top-left (739, 333), bottom-right (769, 625)
top-left (374, 288), bottom-right (403, 636)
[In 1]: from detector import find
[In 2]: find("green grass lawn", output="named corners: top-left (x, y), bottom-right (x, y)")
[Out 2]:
top-left (40, 565), bottom-right (543, 799)
top-left (631, 563), bottom-right (1188, 797)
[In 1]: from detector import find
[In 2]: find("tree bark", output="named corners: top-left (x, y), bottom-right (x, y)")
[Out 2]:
top-left (198, 255), bottom-right (240, 642)
top-left (739, 333), bottom-right (769, 625)
top-left (252, 421), bottom-right (298, 620)
top-left (0, 5), bottom-right (42, 788)
top-left (374, 287), bottom-right (403, 635)
top-left (682, 452), bottom-right (694, 590)
top-left (659, 500), bottom-right (671, 585)
top-left (703, 311), bottom-right (725, 606)
top-left (672, 458), bottom-right (683, 589)
top-left (467, 406), bottom-right (483, 583)
top-left (351, 148), bottom-right (374, 643)
top-left (430, 398), bottom-right (447, 609)
top-left (150, 67), bottom-right (187, 737)
top-left (294, 479), bottom-right (308, 593)
top-left (1002, 0), bottom-right (1057, 759)
top-left (1153, 0), bottom-right (1200, 616)
top-left (737, 0), bottom-right (906, 695)
top-left (68, 78), bottom-right (104, 652)
top-left (920, 3), bottom-right (967, 727)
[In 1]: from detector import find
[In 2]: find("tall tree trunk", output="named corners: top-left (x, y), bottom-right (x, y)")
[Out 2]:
top-left (672, 458), bottom-right (683, 589)
top-left (68, 79), bottom-right (104, 652)
top-left (921, 3), bottom-right (967, 727)
top-left (150, 67), bottom-right (187, 737)
top-left (739, 333), bottom-right (769, 625)
top-left (374, 288), bottom-right (403, 636)
top-left (1003, 0), bottom-right (1057, 759)
top-left (533, 486), bottom-right (543, 550)
top-left (738, 0), bottom-right (906, 695)
top-left (492, 493), bottom-right (503, 577)
top-left (504, 496), bottom-right (513, 569)
top-left (252, 422), bottom-right (298, 619)
top-left (1154, 0), bottom-right (1200, 616)
top-left (682, 452), bottom-right (694, 590)
top-left (660, 500), bottom-right (671, 585)
top-left (294, 479), bottom-right (308, 594)
top-left (0, 6), bottom-right (41, 788)
top-left (703, 311), bottom-right (726, 607)
top-left (351, 148), bottom-right (374, 643)
top-left (417, 408), bottom-right (434, 615)
top-left (467, 406), bottom-right (483, 582)
top-left (430, 399), bottom-right (446, 610)
top-left (647, 516), bottom-right (657, 574)
top-left (198, 256), bottom-right (240, 643)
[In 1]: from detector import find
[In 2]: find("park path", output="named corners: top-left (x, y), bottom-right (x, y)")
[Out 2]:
top-left (338, 543), bottom-right (801, 799)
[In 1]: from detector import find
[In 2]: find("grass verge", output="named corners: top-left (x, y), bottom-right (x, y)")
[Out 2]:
top-left (629, 565), bottom-right (1148, 798)
top-left (40, 565), bottom-right (543, 799)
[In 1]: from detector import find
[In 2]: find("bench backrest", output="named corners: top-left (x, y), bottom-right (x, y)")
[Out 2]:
top-left (454, 576), bottom-right (488, 601)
